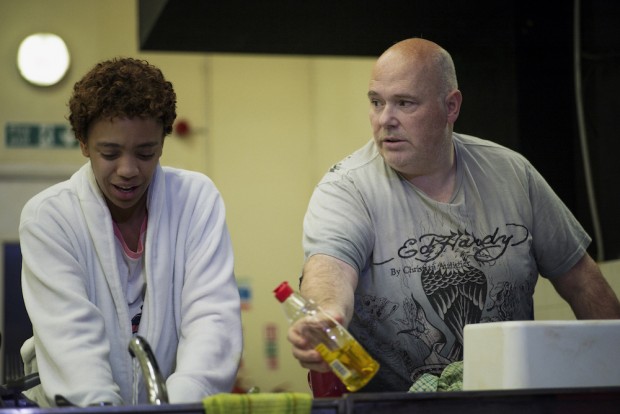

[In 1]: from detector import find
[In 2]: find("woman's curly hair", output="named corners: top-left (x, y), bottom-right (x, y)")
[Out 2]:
top-left (69, 57), bottom-right (177, 143)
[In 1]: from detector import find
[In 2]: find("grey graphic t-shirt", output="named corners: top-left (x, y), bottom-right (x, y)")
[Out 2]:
top-left (303, 133), bottom-right (590, 392)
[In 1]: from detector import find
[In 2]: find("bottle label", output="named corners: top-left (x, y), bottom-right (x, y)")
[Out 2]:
top-left (329, 359), bottom-right (352, 381)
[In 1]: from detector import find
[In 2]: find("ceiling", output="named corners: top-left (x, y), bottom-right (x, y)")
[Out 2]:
top-left (138, 0), bottom-right (516, 57)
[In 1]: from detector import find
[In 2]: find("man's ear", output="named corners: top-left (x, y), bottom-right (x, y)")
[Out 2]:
top-left (446, 89), bottom-right (462, 123)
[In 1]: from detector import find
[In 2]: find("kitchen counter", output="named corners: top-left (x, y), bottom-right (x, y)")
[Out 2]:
top-left (340, 386), bottom-right (620, 413)
top-left (1, 387), bottom-right (618, 414)
top-left (0, 400), bottom-right (343, 414)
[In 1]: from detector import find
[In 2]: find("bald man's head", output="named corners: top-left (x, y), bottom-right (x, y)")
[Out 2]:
top-left (373, 38), bottom-right (458, 97)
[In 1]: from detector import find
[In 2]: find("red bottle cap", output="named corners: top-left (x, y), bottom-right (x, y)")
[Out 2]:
top-left (274, 281), bottom-right (294, 303)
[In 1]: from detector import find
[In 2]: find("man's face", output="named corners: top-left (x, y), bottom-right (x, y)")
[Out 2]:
top-left (367, 54), bottom-right (455, 179)
top-left (80, 117), bottom-right (163, 221)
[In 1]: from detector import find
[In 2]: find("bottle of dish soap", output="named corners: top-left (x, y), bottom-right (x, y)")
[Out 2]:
top-left (274, 281), bottom-right (379, 392)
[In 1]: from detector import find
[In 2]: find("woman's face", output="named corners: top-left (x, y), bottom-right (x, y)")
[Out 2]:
top-left (80, 117), bottom-right (163, 222)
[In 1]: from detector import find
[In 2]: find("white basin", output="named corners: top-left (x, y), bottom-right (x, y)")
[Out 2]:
top-left (463, 320), bottom-right (620, 390)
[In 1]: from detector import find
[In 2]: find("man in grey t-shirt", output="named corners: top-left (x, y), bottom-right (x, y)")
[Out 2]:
top-left (286, 38), bottom-right (620, 392)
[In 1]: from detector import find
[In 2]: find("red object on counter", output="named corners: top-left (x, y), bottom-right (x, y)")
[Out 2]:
top-left (308, 370), bottom-right (348, 397)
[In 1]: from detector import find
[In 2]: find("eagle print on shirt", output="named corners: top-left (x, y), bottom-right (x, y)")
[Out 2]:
top-left (361, 223), bottom-right (531, 382)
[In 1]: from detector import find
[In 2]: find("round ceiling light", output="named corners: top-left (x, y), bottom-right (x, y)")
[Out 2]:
top-left (17, 33), bottom-right (71, 87)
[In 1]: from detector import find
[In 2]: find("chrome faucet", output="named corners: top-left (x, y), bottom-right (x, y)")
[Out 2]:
top-left (128, 336), bottom-right (169, 405)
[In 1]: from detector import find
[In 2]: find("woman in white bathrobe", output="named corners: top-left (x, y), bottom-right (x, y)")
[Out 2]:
top-left (19, 58), bottom-right (243, 407)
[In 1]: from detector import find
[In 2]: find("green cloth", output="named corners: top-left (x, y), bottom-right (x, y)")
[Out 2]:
top-left (408, 361), bottom-right (464, 393)
top-left (203, 392), bottom-right (312, 414)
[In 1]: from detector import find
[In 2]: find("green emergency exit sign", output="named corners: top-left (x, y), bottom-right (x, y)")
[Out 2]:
top-left (4, 123), bottom-right (77, 149)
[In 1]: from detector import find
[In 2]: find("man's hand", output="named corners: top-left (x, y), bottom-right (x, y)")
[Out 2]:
top-left (287, 318), bottom-right (331, 372)
top-left (287, 254), bottom-right (358, 371)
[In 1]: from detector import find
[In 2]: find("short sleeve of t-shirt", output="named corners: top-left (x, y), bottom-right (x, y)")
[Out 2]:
top-left (523, 159), bottom-right (590, 278)
top-left (303, 176), bottom-right (373, 273)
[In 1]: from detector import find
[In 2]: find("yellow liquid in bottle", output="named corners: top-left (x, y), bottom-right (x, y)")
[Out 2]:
top-left (315, 338), bottom-right (380, 392)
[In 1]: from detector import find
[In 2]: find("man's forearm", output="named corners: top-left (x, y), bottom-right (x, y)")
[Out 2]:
top-left (552, 253), bottom-right (620, 319)
top-left (570, 277), bottom-right (620, 319)
top-left (300, 254), bottom-right (358, 326)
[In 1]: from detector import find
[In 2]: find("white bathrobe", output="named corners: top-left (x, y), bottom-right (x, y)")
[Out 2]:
top-left (19, 162), bottom-right (242, 406)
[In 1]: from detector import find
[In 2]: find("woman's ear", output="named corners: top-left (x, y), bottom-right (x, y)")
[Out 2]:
top-left (79, 140), bottom-right (90, 157)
